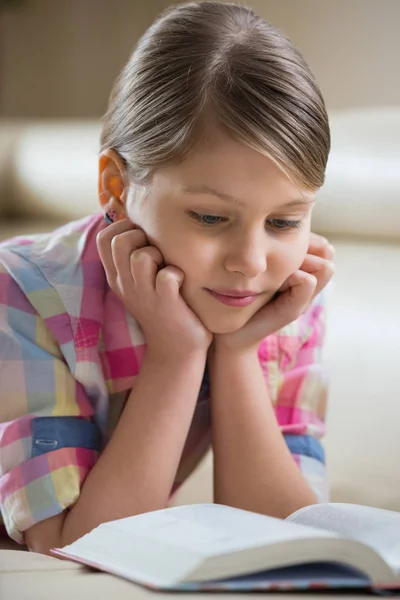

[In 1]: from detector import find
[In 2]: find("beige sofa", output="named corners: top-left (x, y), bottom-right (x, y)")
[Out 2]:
top-left (1, 107), bottom-right (400, 514)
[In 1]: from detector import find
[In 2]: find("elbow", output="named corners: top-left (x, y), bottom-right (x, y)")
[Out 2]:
top-left (24, 512), bottom-right (66, 556)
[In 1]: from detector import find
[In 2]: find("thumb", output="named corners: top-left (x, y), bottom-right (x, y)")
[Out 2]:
top-left (155, 265), bottom-right (184, 299)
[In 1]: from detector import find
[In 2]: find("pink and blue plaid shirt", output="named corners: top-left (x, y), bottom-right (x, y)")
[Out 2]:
top-left (0, 214), bottom-right (328, 542)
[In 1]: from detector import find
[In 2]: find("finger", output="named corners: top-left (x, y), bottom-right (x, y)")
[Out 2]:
top-left (96, 220), bottom-right (135, 284)
top-left (299, 254), bottom-right (335, 299)
top-left (111, 229), bottom-right (148, 285)
top-left (278, 278), bottom-right (291, 293)
top-left (130, 246), bottom-right (165, 290)
top-left (97, 218), bottom-right (136, 249)
top-left (250, 270), bottom-right (317, 335)
top-left (155, 266), bottom-right (184, 300)
top-left (277, 269), bottom-right (317, 314)
top-left (309, 232), bottom-right (335, 260)
top-left (279, 236), bottom-right (334, 295)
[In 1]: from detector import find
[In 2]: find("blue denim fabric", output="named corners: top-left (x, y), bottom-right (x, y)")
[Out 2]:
top-left (31, 417), bottom-right (102, 457)
top-left (283, 434), bottom-right (325, 464)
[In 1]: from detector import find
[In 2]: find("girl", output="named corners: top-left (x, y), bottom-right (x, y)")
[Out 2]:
top-left (0, 1), bottom-right (334, 555)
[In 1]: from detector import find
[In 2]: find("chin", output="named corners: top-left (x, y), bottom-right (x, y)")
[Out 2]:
top-left (187, 292), bottom-right (265, 335)
top-left (202, 313), bottom-right (252, 335)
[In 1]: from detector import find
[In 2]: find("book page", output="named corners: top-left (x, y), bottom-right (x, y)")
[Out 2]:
top-left (288, 503), bottom-right (400, 574)
top-left (114, 503), bottom-right (338, 554)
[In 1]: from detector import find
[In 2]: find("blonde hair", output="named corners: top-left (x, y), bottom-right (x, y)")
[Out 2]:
top-left (101, 1), bottom-right (330, 191)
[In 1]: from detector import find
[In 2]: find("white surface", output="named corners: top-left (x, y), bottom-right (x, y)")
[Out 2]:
top-left (323, 240), bottom-right (400, 510)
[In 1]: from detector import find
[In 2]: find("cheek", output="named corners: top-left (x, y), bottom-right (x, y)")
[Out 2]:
top-left (153, 228), bottom-right (213, 268)
top-left (147, 231), bottom-right (211, 287)
top-left (126, 198), bottom-right (213, 289)
top-left (271, 235), bottom-right (309, 279)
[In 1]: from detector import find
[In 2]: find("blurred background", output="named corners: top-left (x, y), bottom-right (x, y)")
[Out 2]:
top-left (1, 0), bottom-right (400, 513)
top-left (1, 0), bottom-right (400, 118)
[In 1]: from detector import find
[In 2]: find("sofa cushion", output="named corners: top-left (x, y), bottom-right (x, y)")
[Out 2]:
top-left (10, 121), bottom-right (100, 219)
top-left (312, 107), bottom-right (400, 240)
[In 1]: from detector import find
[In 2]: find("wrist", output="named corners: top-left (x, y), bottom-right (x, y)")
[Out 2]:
top-left (146, 345), bottom-right (207, 369)
top-left (209, 340), bottom-right (259, 362)
top-left (208, 344), bottom-right (260, 376)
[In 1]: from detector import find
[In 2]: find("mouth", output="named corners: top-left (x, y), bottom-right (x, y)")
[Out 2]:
top-left (206, 288), bottom-right (262, 307)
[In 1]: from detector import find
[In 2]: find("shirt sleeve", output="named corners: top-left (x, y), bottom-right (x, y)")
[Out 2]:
top-left (262, 290), bottom-right (329, 502)
top-left (0, 266), bottom-right (102, 543)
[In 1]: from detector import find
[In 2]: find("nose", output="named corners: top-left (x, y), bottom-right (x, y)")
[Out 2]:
top-left (224, 231), bottom-right (267, 278)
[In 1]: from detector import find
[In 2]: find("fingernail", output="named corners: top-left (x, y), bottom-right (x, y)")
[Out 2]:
top-left (328, 244), bottom-right (335, 254)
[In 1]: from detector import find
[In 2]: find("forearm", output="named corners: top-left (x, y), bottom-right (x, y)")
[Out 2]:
top-left (209, 347), bottom-right (317, 519)
top-left (61, 350), bottom-right (206, 545)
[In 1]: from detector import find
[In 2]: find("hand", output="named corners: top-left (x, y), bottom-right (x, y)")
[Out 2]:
top-left (97, 220), bottom-right (212, 360)
top-left (212, 232), bottom-right (335, 353)
top-left (279, 233), bottom-right (335, 299)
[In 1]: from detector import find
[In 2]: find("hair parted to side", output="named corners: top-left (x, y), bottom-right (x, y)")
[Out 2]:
top-left (100, 1), bottom-right (330, 191)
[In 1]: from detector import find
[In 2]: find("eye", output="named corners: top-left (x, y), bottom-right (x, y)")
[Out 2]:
top-left (189, 212), bottom-right (227, 226)
top-left (267, 218), bottom-right (302, 231)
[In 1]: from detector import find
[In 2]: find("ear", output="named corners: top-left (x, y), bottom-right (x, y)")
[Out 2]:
top-left (98, 149), bottom-right (129, 212)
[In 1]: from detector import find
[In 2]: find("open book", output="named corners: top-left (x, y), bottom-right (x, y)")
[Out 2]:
top-left (51, 503), bottom-right (400, 592)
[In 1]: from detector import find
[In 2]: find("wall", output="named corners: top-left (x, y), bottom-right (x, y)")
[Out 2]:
top-left (0, 0), bottom-right (167, 118)
top-left (1, 0), bottom-right (399, 118)
top-left (250, 0), bottom-right (400, 110)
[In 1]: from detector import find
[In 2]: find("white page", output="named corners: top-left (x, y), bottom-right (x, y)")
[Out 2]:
top-left (288, 503), bottom-right (400, 574)
top-left (107, 503), bottom-right (339, 556)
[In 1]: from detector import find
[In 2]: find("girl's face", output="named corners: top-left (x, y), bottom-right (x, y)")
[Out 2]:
top-left (126, 130), bottom-right (315, 334)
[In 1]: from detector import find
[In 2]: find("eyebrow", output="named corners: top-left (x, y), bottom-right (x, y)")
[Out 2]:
top-left (183, 185), bottom-right (315, 208)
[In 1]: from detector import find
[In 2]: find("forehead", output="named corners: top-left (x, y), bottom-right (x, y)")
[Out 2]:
top-left (151, 131), bottom-right (312, 206)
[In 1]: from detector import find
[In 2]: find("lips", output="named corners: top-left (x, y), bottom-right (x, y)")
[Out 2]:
top-left (206, 288), bottom-right (261, 307)
top-left (210, 289), bottom-right (260, 297)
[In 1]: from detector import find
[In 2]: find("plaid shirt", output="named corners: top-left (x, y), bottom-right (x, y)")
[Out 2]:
top-left (0, 214), bottom-right (328, 542)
